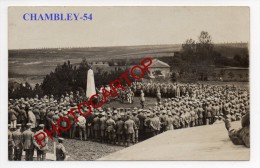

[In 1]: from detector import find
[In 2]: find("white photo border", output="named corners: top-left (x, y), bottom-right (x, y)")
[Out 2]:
top-left (1, 0), bottom-right (259, 168)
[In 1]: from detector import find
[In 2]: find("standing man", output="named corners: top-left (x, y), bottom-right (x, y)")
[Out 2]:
top-left (9, 106), bottom-right (17, 130)
top-left (106, 113), bottom-right (116, 144)
top-left (140, 90), bottom-right (145, 108)
top-left (12, 124), bottom-right (23, 161)
top-left (33, 124), bottom-right (48, 161)
top-left (33, 106), bottom-right (40, 130)
top-left (165, 112), bottom-right (174, 130)
top-left (77, 113), bottom-right (87, 141)
top-left (93, 112), bottom-right (101, 141)
top-left (8, 124), bottom-right (15, 160)
top-left (86, 112), bottom-right (94, 140)
top-left (115, 115), bottom-right (124, 146)
top-left (19, 105), bottom-right (27, 132)
top-left (156, 90), bottom-right (162, 104)
top-left (132, 111), bottom-right (140, 143)
top-left (22, 123), bottom-right (35, 161)
top-left (99, 112), bottom-right (107, 143)
top-left (56, 138), bottom-right (67, 161)
top-left (151, 112), bottom-right (161, 136)
top-left (124, 115), bottom-right (136, 147)
top-left (28, 107), bottom-right (36, 132)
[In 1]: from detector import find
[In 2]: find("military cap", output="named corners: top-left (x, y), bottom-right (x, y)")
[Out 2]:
top-left (133, 111), bottom-right (137, 114)
top-left (39, 124), bottom-right (45, 128)
top-left (58, 137), bottom-right (64, 141)
top-left (226, 114), bottom-right (231, 119)
top-left (113, 110), bottom-right (118, 114)
top-left (26, 123), bottom-right (32, 126)
top-left (101, 112), bottom-right (106, 116)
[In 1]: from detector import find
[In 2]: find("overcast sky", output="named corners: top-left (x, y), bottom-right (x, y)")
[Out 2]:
top-left (9, 6), bottom-right (249, 49)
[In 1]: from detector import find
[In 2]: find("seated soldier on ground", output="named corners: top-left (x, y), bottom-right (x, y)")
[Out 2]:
top-left (224, 112), bottom-right (250, 148)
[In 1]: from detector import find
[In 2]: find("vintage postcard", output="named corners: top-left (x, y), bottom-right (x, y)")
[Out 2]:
top-left (8, 6), bottom-right (250, 161)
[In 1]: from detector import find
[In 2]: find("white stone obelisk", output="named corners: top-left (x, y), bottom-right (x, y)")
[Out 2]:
top-left (86, 68), bottom-right (96, 99)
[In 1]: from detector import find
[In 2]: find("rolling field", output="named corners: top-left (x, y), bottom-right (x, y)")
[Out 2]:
top-left (9, 45), bottom-right (180, 85)
top-left (8, 43), bottom-right (248, 86)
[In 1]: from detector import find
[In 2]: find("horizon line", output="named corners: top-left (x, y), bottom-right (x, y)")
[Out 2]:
top-left (8, 41), bottom-right (249, 50)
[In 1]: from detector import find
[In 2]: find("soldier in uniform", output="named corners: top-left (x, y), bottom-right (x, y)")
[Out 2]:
top-left (56, 138), bottom-right (67, 161)
top-left (225, 112), bottom-right (250, 148)
top-left (77, 112), bottom-right (87, 141)
top-left (112, 110), bottom-right (118, 122)
top-left (93, 112), bottom-right (101, 141)
top-left (156, 90), bottom-right (162, 104)
top-left (106, 113), bottom-right (116, 144)
top-left (39, 105), bottom-right (47, 125)
top-left (124, 115), bottom-right (136, 147)
top-left (115, 115), bottom-right (124, 146)
top-left (33, 124), bottom-right (48, 161)
top-left (13, 124), bottom-right (23, 161)
top-left (22, 123), bottom-right (35, 161)
top-left (165, 112), bottom-right (174, 130)
top-left (99, 112), bottom-right (107, 143)
top-left (132, 111), bottom-right (140, 143)
top-left (198, 104), bottom-right (204, 126)
top-left (8, 124), bottom-right (15, 160)
top-left (86, 111), bottom-right (94, 140)
top-left (205, 103), bottom-right (212, 125)
top-left (172, 112), bottom-right (180, 129)
top-left (33, 106), bottom-right (40, 130)
top-left (160, 110), bottom-right (167, 132)
top-left (137, 109), bottom-right (146, 141)
top-left (151, 112), bottom-right (161, 136)
top-left (190, 105), bottom-right (196, 127)
top-left (18, 105), bottom-right (27, 132)
top-left (140, 90), bottom-right (145, 108)
top-left (28, 107), bottom-right (36, 132)
top-left (9, 106), bottom-right (17, 130)
top-left (67, 108), bottom-right (76, 139)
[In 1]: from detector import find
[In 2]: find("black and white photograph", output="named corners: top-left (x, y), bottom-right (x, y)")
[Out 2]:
top-left (7, 6), bottom-right (250, 161)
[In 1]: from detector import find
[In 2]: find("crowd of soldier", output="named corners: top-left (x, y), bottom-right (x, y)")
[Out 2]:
top-left (8, 83), bottom-right (249, 161)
